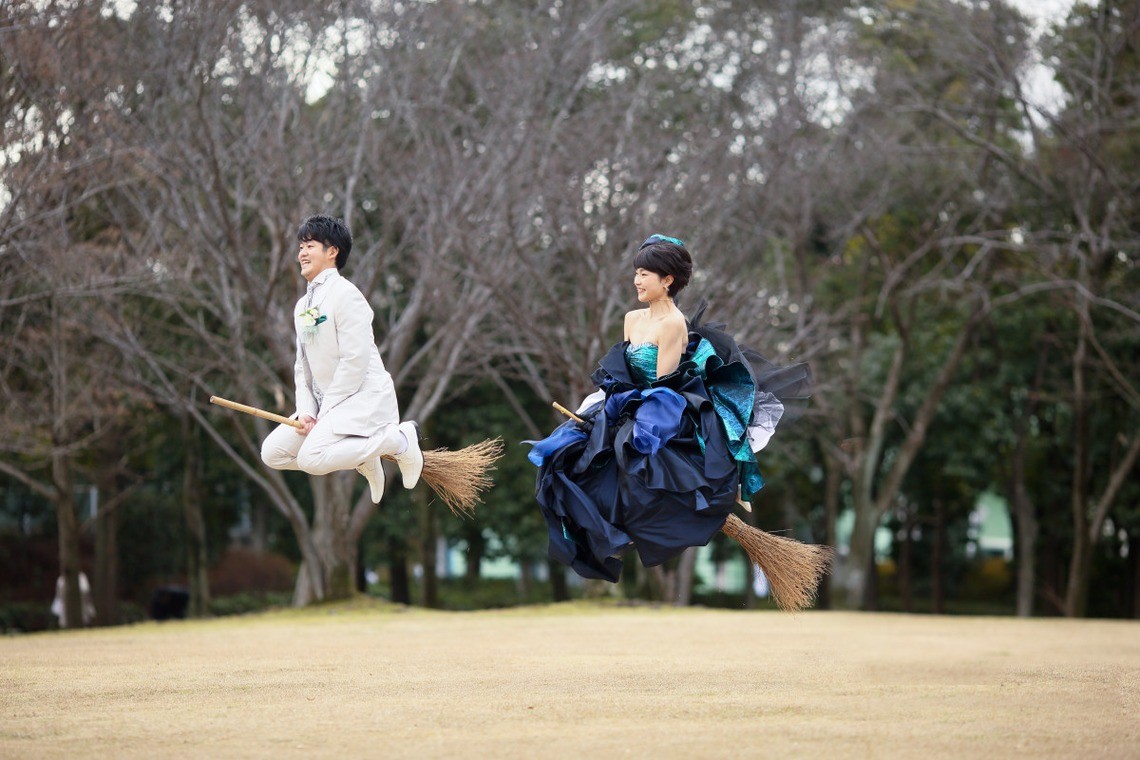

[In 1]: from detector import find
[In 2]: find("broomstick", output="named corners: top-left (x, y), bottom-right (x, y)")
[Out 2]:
top-left (552, 401), bottom-right (833, 612)
top-left (210, 396), bottom-right (502, 517)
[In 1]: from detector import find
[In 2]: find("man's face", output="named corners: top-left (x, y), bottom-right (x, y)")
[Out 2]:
top-left (298, 239), bottom-right (338, 282)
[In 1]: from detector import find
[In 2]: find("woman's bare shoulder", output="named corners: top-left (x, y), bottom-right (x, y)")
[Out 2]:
top-left (663, 309), bottom-right (687, 334)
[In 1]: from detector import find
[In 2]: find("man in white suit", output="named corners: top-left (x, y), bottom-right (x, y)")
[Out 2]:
top-left (260, 215), bottom-right (422, 503)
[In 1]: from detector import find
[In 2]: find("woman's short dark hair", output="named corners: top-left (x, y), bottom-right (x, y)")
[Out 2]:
top-left (634, 234), bottom-right (692, 297)
top-left (297, 215), bottom-right (352, 270)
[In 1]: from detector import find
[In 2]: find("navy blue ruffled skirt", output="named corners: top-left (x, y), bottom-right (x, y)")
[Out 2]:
top-left (529, 373), bottom-right (739, 581)
top-left (527, 304), bottom-right (812, 583)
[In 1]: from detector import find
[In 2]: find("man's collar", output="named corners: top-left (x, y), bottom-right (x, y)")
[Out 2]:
top-left (309, 268), bottom-right (340, 287)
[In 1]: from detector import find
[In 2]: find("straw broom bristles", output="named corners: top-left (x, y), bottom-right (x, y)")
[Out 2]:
top-left (387, 437), bottom-right (504, 518)
top-left (721, 514), bottom-right (834, 612)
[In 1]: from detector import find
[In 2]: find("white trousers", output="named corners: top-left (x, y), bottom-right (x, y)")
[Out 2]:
top-left (260, 402), bottom-right (404, 475)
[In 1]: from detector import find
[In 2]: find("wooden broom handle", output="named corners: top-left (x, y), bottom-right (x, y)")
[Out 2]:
top-left (552, 401), bottom-right (586, 423)
top-left (210, 396), bottom-right (304, 429)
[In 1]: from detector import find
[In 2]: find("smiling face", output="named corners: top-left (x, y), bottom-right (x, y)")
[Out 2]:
top-left (297, 239), bottom-right (339, 282)
top-left (633, 267), bottom-right (674, 303)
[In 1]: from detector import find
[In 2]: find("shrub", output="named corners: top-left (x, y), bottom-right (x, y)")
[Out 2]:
top-left (0, 602), bottom-right (58, 633)
top-left (207, 547), bottom-right (295, 597)
top-left (208, 592), bottom-right (292, 617)
top-left (961, 556), bottom-right (1012, 599)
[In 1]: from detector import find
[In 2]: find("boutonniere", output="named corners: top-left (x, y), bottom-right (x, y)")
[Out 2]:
top-left (298, 306), bottom-right (327, 343)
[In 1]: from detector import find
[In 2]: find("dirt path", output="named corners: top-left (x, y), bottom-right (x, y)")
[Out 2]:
top-left (2, 602), bottom-right (1137, 758)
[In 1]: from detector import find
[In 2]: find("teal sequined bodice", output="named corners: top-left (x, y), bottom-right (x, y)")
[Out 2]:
top-left (626, 343), bottom-right (659, 385)
top-left (623, 336), bottom-right (763, 497)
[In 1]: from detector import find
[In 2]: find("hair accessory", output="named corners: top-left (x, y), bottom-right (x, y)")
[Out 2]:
top-left (639, 234), bottom-right (685, 250)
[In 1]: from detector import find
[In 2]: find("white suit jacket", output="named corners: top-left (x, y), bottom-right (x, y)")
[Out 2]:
top-left (293, 269), bottom-right (398, 435)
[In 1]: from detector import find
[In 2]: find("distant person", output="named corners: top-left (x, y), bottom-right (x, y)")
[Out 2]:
top-left (51, 572), bottom-right (96, 628)
top-left (260, 215), bottom-right (423, 502)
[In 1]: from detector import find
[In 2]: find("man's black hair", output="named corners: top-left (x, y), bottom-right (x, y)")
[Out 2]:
top-left (297, 215), bottom-right (352, 270)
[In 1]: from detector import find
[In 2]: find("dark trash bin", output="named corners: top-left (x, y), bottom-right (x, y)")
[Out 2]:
top-left (149, 586), bottom-right (190, 621)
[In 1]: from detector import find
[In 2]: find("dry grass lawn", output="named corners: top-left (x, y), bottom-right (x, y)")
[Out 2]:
top-left (1, 601), bottom-right (1137, 759)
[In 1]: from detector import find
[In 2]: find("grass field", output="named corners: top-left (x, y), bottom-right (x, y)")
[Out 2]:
top-left (2, 601), bottom-right (1137, 759)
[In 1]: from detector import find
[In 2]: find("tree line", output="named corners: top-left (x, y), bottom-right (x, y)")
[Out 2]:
top-left (1, 0), bottom-right (1137, 626)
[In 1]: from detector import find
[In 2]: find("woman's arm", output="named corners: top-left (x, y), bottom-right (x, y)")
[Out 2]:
top-left (655, 317), bottom-right (687, 377)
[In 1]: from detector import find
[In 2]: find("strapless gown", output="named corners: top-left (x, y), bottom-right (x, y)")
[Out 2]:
top-left (526, 303), bottom-right (811, 582)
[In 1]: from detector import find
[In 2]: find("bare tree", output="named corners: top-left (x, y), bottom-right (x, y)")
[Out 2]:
top-left (685, 0), bottom-right (1042, 608)
top-left (87, 0), bottom-right (569, 604)
top-left (0, 2), bottom-right (152, 626)
top-left (904, 0), bottom-right (1140, 615)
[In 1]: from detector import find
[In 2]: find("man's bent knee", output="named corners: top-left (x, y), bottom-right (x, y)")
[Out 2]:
top-left (296, 447), bottom-right (339, 475)
top-left (261, 436), bottom-right (298, 470)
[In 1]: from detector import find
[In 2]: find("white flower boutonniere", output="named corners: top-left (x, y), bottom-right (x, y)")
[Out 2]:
top-left (298, 306), bottom-right (327, 343)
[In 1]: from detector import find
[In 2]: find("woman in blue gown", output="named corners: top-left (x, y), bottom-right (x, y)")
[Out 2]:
top-left (527, 235), bottom-right (815, 586)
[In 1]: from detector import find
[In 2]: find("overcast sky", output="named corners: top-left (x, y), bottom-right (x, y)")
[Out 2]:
top-left (1005, 0), bottom-right (1078, 114)
top-left (1007, 0), bottom-right (1076, 24)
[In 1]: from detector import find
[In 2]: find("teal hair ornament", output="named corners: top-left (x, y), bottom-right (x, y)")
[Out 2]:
top-left (639, 234), bottom-right (685, 250)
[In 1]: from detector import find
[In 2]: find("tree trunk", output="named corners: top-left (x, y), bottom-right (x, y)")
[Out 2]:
top-left (844, 503), bottom-right (879, 609)
top-left (388, 535), bottom-right (410, 605)
top-left (417, 486), bottom-right (438, 608)
top-left (932, 499), bottom-right (945, 615)
top-left (1064, 538), bottom-right (1093, 618)
top-left (649, 564), bottom-right (673, 603)
top-left (866, 542), bottom-right (880, 612)
top-left (548, 559), bottom-right (569, 602)
top-left (321, 471), bottom-right (355, 601)
top-left (843, 305), bottom-right (982, 610)
top-left (182, 414), bottom-right (211, 617)
top-left (463, 523), bottom-right (485, 585)
top-left (1131, 532), bottom-right (1140, 620)
top-left (818, 451), bottom-right (842, 610)
top-left (93, 479), bottom-right (120, 627)
top-left (300, 472), bottom-right (357, 603)
top-left (91, 433), bottom-right (124, 626)
top-left (674, 547), bottom-right (698, 606)
top-left (50, 293), bottom-right (83, 629)
top-left (1010, 464), bottom-right (1038, 617)
top-left (356, 546), bottom-right (368, 593)
top-left (899, 505), bottom-right (914, 613)
top-left (1010, 338), bottom-right (1047, 617)
top-left (1065, 431), bottom-right (1140, 618)
top-left (53, 449), bottom-right (83, 629)
top-left (250, 500), bottom-right (268, 552)
top-left (1064, 320), bottom-right (1091, 618)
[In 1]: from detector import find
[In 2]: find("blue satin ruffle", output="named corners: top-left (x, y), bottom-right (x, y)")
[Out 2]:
top-left (525, 421), bottom-right (587, 467)
top-left (605, 386), bottom-right (687, 456)
top-left (627, 340), bottom-right (757, 468)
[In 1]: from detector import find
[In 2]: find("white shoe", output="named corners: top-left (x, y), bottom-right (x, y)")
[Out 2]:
top-left (356, 457), bottom-right (386, 504)
top-left (395, 421), bottom-right (424, 489)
